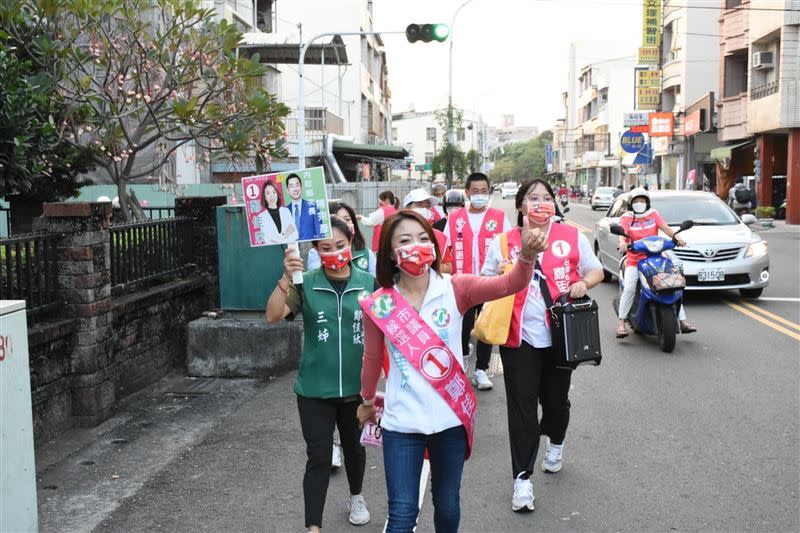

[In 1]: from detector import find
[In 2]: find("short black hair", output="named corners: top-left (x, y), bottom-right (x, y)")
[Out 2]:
top-left (286, 173), bottom-right (302, 186)
top-left (329, 201), bottom-right (365, 250)
top-left (515, 178), bottom-right (562, 227)
top-left (465, 172), bottom-right (490, 190)
top-left (312, 214), bottom-right (352, 248)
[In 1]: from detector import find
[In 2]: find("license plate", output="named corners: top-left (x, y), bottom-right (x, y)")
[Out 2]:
top-left (697, 269), bottom-right (725, 282)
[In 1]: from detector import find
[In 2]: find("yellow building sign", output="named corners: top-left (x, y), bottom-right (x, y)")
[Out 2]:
top-left (637, 69), bottom-right (661, 88)
top-left (636, 87), bottom-right (660, 110)
top-left (642, 0), bottom-right (661, 48)
top-left (638, 46), bottom-right (660, 65)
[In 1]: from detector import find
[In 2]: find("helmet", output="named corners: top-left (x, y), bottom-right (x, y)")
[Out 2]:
top-left (432, 183), bottom-right (447, 196)
top-left (443, 189), bottom-right (465, 208)
top-left (629, 187), bottom-right (650, 209)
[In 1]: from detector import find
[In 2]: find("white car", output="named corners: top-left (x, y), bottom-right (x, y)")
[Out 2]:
top-left (500, 182), bottom-right (519, 199)
top-left (593, 191), bottom-right (770, 298)
top-left (590, 186), bottom-right (618, 210)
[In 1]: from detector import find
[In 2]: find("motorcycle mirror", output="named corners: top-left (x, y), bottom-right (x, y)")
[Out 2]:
top-left (678, 220), bottom-right (694, 232)
top-left (610, 224), bottom-right (627, 237)
top-left (562, 206), bottom-right (570, 214)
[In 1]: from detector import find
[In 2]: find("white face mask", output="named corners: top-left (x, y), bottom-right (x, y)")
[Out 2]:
top-left (411, 207), bottom-right (433, 221)
top-left (470, 194), bottom-right (489, 209)
top-left (632, 201), bottom-right (647, 214)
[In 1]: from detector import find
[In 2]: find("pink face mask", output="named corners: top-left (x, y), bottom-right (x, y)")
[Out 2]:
top-left (319, 246), bottom-right (352, 272)
top-left (526, 201), bottom-right (556, 225)
top-left (394, 242), bottom-right (436, 277)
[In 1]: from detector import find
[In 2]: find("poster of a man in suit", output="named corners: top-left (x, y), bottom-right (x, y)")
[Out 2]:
top-left (242, 167), bottom-right (331, 246)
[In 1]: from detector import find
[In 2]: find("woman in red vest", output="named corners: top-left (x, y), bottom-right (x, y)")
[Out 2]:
top-left (481, 178), bottom-right (605, 514)
top-left (357, 190), bottom-right (399, 253)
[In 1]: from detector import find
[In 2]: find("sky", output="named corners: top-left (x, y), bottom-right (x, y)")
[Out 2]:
top-left (373, 0), bottom-right (645, 131)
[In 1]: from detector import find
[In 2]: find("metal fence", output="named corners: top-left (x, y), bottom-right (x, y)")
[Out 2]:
top-left (326, 181), bottom-right (428, 215)
top-left (109, 217), bottom-right (193, 289)
top-left (0, 232), bottom-right (61, 315)
top-left (141, 206), bottom-right (176, 220)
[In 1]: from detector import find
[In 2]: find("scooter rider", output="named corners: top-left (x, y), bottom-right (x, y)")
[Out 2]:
top-left (616, 187), bottom-right (697, 338)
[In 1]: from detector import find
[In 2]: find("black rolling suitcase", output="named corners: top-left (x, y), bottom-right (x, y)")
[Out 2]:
top-left (537, 268), bottom-right (602, 369)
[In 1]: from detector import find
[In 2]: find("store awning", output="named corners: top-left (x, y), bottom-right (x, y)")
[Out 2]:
top-left (332, 140), bottom-right (409, 160)
top-left (710, 139), bottom-right (754, 161)
top-left (238, 34), bottom-right (348, 65)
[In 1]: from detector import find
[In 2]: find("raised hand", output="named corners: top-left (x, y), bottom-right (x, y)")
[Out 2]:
top-left (520, 217), bottom-right (548, 261)
top-left (283, 247), bottom-right (304, 278)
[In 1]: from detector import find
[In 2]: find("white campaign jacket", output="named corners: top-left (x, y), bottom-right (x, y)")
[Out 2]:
top-left (381, 271), bottom-right (465, 435)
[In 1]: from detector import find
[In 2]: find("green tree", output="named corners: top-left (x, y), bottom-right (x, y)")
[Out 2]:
top-left (466, 148), bottom-right (481, 174)
top-left (431, 143), bottom-right (466, 180)
top-left (9, 0), bottom-right (289, 219)
top-left (488, 130), bottom-right (554, 183)
top-left (0, 4), bottom-right (95, 201)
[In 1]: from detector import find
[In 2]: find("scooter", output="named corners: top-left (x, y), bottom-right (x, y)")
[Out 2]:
top-left (610, 220), bottom-right (693, 353)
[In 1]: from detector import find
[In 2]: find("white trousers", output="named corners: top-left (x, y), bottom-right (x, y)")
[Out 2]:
top-left (618, 265), bottom-right (686, 320)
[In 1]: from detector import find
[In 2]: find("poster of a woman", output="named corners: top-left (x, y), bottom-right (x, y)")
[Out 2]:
top-left (253, 180), bottom-right (298, 244)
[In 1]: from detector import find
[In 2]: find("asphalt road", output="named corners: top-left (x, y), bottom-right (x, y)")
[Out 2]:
top-left (37, 194), bottom-right (799, 533)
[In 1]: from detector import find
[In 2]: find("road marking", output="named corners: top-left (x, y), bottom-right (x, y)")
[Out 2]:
top-left (738, 301), bottom-right (800, 332)
top-left (566, 220), bottom-right (593, 234)
top-left (725, 301), bottom-right (800, 342)
top-left (758, 297), bottom-right (800, 303)
top-left (382, 458), bottom-right (430, 532)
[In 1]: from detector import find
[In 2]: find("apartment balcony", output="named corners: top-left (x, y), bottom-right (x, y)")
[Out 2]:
top-left (717, 93), bottom-right (749, 142)
top-left (720, 7), bottom-right (749, 54)
top-left (749, 81), bottom-right (782, 134)
top-left (284, 108), bottom-right (345, 139)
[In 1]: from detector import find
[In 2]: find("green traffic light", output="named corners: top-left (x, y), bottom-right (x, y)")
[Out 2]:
top-left (432, 24), bottom-right (449, 42)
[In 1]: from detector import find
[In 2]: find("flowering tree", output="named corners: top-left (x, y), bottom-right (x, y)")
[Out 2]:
top-left (15, 0), bottom-right (289, 218)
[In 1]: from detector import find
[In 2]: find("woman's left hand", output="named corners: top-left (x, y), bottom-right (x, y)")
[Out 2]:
top-left (568, 280), bottom-right (588, 299)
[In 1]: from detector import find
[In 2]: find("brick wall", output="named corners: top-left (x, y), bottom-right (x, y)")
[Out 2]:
top-left (26, 196), bottom-right (225, 444)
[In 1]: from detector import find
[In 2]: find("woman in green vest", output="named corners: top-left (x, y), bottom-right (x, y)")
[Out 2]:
top-left (266, 216), bottom-right (374, 532)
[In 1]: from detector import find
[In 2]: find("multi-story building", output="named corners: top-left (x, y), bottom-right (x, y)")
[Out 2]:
top-left (559, 41), bottom-right (635, 192)
top-left (653, 0), bottom-right (721, 190)
top-left (392, 108), bottom-right (486, 181)
top-left (716, 0), bottom-right (799, 223)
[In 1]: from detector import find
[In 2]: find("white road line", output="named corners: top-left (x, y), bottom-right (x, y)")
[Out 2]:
top-left (382, 458), bottom-right (430, 533)
top-left (757, 297), bottom-right (800, 302)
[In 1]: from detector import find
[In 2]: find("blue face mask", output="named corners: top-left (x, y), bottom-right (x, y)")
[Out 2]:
top-left (470, 194), bottom-right (489, 209)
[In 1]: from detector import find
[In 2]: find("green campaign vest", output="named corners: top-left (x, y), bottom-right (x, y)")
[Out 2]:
top-left (352, 248), bottom-right (370, 272)
top-left (294, 266), bottom-right (374, 399)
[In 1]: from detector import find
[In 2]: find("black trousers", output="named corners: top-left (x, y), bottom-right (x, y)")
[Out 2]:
top-left (499, 341), bottom-right (573, 478)
top-left (296, 395), bottom-right (366, 527)
top-left (460, 304), bottom-right (493, 371)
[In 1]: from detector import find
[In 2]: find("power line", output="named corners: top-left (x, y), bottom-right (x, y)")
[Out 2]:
top-left (533, 0), bottom-right (800, 12)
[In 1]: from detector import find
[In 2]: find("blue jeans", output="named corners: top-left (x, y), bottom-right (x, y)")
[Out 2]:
top-left (382, 426), bottom-right (467, 533)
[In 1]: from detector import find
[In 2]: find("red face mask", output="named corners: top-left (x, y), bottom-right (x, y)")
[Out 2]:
top-left (526, 201), bottom-right (556, 225)
top-left (319, 246), bottom-right (352, 272)
top-left (394, 242), bottom-right (436, 277)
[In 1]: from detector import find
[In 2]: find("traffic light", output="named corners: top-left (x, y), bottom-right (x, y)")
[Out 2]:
top-left (405, 23), bottom-right (449, 43)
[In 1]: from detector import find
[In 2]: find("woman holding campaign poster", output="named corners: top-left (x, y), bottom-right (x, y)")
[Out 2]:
top-left (356, 210), bottom-right (547, 532)
top-left (266, 215), bottom-right (374, 532)
top-left (253, 180), bottom-right (298, 244)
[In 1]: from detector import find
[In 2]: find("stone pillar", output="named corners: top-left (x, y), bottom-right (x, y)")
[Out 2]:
top-left (786, 129), bottom-right (800, 225)
top-left (33, 202), bottom-right (115, 426)
top-left (757, 134), bottom-right (774, 207)
top-left (174, 196), bottom-right (227, 305)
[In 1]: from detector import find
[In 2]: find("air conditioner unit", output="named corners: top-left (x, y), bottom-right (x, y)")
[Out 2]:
top-left (752, 51), bottom-right (774, 70)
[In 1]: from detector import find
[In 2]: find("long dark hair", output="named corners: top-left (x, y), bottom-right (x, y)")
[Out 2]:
top-left (329, 201), bottom-right (366, 250)
top-left (515, 178), bottom-right (562, 227)
top-left (379, 190), bottom-right (400, 208)
top-left (376, 211), bottom-right (441, 288)
top-left (261, 181), bottom-right (283, 209)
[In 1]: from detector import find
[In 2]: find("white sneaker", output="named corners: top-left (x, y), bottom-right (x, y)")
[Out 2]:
top-left (348, 494), bottom-right (371, 525)
top-left (331, 444), bottom-right (343, 469)
top-left (541, 441), bottom-right (563, 473)
top-left (512, 472), bottom-right (535, 512)
top-left (472, 369), bottom-right (494, 390)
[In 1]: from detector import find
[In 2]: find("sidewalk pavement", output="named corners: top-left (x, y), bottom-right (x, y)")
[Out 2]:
top-left (36, 371), bottom-right (390, 533)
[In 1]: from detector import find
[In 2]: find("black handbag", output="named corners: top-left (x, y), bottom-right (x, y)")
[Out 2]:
top-left (537, 264), bottom-right (602, 369)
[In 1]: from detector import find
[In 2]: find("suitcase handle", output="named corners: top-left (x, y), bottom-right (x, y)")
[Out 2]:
top-left (571, 298), bottom-right (594, 309)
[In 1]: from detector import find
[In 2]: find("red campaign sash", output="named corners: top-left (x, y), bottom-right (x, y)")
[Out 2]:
top-left (361, 287), bottom-right (477, 459)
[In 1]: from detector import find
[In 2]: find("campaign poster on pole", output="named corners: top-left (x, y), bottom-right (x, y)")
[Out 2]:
top-left (241, 166), bottom-right (332, 246)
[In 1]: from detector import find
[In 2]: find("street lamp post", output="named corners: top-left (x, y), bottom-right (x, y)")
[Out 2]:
top-left (446, 0), bottom-right (475, 188)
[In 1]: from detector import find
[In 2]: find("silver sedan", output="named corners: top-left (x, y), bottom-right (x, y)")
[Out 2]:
top-left (593, 191), bottom-right (770, 298)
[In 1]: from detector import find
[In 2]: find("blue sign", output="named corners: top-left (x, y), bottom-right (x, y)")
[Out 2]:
top-left (620, 130), bottom-right (646, 154)
top-left (545, 144), bottom-right (552, 165)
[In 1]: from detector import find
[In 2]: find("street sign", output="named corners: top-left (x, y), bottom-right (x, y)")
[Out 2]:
top-left (620, 130), bottom-right (646, 154)
top-left (414, 164), bottom-right (432, 171)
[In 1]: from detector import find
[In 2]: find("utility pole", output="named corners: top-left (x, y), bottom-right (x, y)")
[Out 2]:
top-left (447, 0), bottom-right (474, 188)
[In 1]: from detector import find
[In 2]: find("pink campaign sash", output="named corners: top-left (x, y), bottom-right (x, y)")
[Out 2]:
top-left (361, 287), bottom-right (477, 459)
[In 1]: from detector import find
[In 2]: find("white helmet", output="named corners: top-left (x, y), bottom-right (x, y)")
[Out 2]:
top-left (629, 187), bottom-right (650, 209)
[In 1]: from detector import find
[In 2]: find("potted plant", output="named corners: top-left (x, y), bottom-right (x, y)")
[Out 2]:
top-left (755, 205), bottom-right (776, 228)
